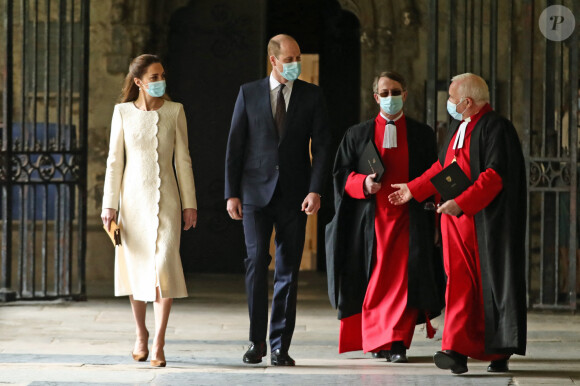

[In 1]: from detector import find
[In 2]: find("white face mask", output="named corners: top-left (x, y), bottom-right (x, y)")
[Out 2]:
top-left (276, 58), bottom-right (301, 81)
top-left (447, 98), bottom-right (466, 120)
top-left (142, 80), bottom-right (166, 97)
top-left (380, 95), bottom-right (404, 115)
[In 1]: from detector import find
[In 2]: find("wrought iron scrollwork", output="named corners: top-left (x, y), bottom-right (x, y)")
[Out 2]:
top-left (529, 160), bottom-right (572, 188)
top-left (3, 152), bottom-right (81, 183)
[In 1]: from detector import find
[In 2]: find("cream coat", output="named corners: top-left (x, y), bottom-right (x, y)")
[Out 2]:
top-left (102, 101), bottom-right (196, 301)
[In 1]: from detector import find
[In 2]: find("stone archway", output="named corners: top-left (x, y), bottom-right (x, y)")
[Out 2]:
top-left (337, 0), bottom-right (425, 121)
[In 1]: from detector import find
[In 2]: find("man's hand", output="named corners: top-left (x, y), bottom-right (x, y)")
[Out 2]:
top-left (364, 173), bottom-right (381, 195)
top-left (388, 183), bottom-right (413, 205)
top-left (436, 199), bottom-right (463, 217)
top-left (227, 197), bottom-right (243, 220)
top-left (183, 208), bottom-right (198, 230)
top-left (301, 192), bottom-right (321, 215)
top-left (101, 208), bottom-right (117, 231)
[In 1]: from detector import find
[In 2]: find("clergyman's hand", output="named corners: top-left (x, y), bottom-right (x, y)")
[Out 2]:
top-left (436, 199), bottom-right (463, 217)
top-left (388, 183), bottom-right (413, 205)
top-left (301, 192), bottom-right (321, 215)
top-left (364, 173), bottom-right (381, 195)
top-left (227, 197), bottom-right (243, 220)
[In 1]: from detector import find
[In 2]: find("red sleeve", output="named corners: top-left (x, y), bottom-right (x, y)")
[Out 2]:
top-left (407, 161), bottom-right (442, 203)
top-left (455, 168), bottom-right (503, 216)
top-left (345, 172), bottom-right (368, 199)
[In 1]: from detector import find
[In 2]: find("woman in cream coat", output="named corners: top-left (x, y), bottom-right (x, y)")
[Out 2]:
top-left (101, 54), bottom-right (197, 367)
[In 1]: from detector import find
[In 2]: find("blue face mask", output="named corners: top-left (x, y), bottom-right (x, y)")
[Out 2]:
top-left (143, 80), bottom-right (166, 98)
top-left (447, 98), bottom-right (465, 120)
top-left (380, 95), bottom-right (404, 115)
top-left (277, 59), bottom-right (301, 81)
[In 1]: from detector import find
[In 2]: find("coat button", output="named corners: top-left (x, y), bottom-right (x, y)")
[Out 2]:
top-left (275, 165), bottom-right (279, 170)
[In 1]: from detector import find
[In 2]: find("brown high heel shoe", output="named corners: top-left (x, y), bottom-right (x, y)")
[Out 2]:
top-left (150, 349), bottom-right (166, 367)
top-left (131, 331), bottom-right (149, 362)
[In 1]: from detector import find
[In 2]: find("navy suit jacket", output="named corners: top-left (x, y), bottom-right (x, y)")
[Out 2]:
top-left (225, 77), bottom-right (331, 208)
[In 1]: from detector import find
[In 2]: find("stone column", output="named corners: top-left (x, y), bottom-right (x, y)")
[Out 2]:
top-left (337, 0), bottom-right (424, 120)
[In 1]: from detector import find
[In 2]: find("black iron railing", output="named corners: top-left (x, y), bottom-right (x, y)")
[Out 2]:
top-left (427, 0), bottom-right (578, 310)
top-left (1, 0), bottom-right (89, 301)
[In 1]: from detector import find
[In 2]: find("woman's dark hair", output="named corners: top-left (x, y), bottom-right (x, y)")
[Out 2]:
top-left (119, 54), bottom-right (162, 103)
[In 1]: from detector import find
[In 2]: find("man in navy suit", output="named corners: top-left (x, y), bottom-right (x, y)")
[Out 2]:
top-left (225, 34), bottom-right (331, 366)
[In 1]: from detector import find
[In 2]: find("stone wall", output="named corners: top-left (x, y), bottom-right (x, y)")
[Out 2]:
top-left (1, 0), bottom-right (437, 288)
top-left (6, 0), bottom-right (571, 294)
top-left (338, 0), bottom-right (428, 122)
top-left (86, 0), bottom-right (189, 285)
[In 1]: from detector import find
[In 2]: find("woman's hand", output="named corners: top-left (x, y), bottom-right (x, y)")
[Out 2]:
top-left (101, 208), bottom-right (117, 231)
top-left (183, 208), bottom-right (197, 230)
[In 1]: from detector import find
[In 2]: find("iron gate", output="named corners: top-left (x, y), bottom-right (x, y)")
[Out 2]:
top-left (426, 0), bottom-right (578, 310)
top-left (1, 0), bottom-right (89, 301)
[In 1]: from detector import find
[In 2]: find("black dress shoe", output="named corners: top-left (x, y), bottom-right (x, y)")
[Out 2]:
top-left (372, 350), bottom-right (390, 359)
top-left (433, 350), bottom-right (468, 374)
top-left (271, 349), bottom-right (295, 366)
top-left (389, 352), bottom-right (408, 363)
top-left (487, 359), bottom-right (509, 372)
top-left (389, 341), bottom-right (408, 363)
top-left (243, 342), bottom-right (267, 364)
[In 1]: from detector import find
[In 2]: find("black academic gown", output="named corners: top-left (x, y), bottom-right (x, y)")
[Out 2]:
top-left (326, 117), bottom-right (445, 322)
top-left (441, 110), bottom-right (527, 355)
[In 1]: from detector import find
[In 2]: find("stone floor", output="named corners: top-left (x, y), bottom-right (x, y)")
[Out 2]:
top-left (0, 272), bottom-right (579, 385)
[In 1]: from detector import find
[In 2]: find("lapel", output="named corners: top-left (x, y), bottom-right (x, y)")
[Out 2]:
top-left (439, 119), bottom-right (461, 165)
top-left (362, 119), bottom-right (374, 143)
top-left (279, 79), bottom-right (303, 144)
top-left (259, 77), bottom-right (278, 139)
top-left (354, 120), bottom-right (375, 157)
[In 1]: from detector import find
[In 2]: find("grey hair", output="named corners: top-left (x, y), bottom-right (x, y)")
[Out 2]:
top-left (451, 73), bottom-right (490, 103)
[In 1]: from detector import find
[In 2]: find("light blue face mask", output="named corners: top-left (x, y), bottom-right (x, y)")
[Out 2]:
top-left (380, 95), bottom-right (404, 115)
top-left (277, 59), bottom-right (301, 81)
top-left (143, 80), bottom-right (166, 98)
top-left (447, 98), bottom-right (465, 120)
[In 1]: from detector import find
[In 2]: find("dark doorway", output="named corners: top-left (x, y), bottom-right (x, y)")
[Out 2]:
top-left (267, 0), bottom-right (361, 271)
top-left (166, 0), bottom-right (267, 273)
top-left (166, 0), bottom-right (360, 273)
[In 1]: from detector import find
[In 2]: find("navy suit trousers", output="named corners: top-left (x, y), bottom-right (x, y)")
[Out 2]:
top-left (242, 189), bottom-right (307, 352)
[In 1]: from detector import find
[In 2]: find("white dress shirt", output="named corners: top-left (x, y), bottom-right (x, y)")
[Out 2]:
top-left (269, 73), bottom-right (293, 117)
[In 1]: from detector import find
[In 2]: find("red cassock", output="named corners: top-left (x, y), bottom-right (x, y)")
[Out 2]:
top-left (408, 104), bottom-right (507, 361)
top-left (338, 113), bottom-right (420, 354)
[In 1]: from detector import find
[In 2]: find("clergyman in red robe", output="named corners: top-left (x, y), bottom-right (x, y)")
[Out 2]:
top-left (326, 71), bottom-right (445, 363)
top-left (389, 73), bottom-right (527, 374)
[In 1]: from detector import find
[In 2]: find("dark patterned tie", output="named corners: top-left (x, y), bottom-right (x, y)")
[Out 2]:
top-left (275, 84), bottom-right (286, 139)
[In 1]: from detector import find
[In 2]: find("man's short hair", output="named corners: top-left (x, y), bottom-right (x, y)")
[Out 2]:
top-left (373, 71), bottom-right (407, 93)
top-left (451, 73), bottom-right (490, 103)
top-left (267, 34), bottom-right (298, 58)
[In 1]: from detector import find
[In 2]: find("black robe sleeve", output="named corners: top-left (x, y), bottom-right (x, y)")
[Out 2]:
top-left (325, 121), bottom-right (376, 319)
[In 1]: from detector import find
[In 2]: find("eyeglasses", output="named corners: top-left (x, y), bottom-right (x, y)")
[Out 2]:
top-left (377, 89), bottom-right (404, 98)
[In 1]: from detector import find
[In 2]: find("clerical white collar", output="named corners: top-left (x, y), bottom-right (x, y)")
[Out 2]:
top-left (269, 73), bottom-right (294, 92)
top-left (380, 111), bottom-right (403, 122)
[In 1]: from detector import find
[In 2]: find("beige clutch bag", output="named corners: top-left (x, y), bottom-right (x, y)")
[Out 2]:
top-left (103, 220), bottom-right (122, 246)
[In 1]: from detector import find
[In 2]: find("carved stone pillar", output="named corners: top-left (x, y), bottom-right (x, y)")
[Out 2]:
top-left (107, 0), bottom-right (154, 74)
top-left (337, 0), bottom-right (423, 120)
